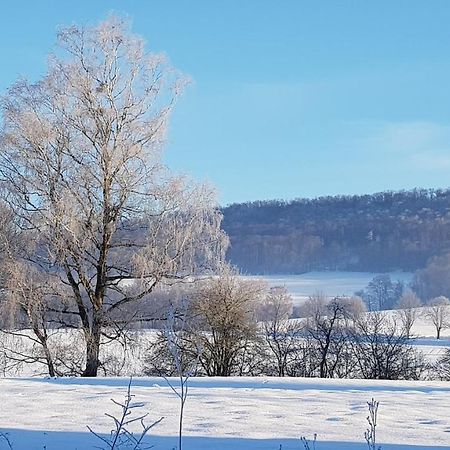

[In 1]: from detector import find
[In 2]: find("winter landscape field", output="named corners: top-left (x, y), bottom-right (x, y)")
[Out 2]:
top-left (1, 375), bottom-right (450, 450)
top-left (249, 272), bottom-right (414, 304)
top-left (1, 309), bottom-right (449, 450)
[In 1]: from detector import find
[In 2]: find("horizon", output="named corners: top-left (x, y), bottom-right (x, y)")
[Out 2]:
top-left (222, 185), bottom-right (450, 207)
top-left (2, 1), bottom-right (450, 205)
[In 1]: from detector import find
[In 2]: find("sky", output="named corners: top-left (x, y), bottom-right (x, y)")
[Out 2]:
top-left (1, 1), bottom-right (450, 206)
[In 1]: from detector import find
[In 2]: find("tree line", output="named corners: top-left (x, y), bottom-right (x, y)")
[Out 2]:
top-left (144, 270), bottom-right (450, 381)
top-left (222, 189), bottom-right (450, 273)
top-left (3, 264), bottom-right (449, 381)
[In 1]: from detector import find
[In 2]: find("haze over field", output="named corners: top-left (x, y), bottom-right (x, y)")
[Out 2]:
top-left (246, 271), bottom-right (413, 304)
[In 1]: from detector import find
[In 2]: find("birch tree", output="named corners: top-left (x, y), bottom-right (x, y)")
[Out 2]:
top-left (0, 16), bottom-right (226, 376)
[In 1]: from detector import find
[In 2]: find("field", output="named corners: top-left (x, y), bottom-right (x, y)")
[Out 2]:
top-left (0, 275), bottom-right (448, 450)
top-left (245, 271), bottom-right (413, 304)
top-left (1, 306), bottom-right (450, 450)
top-left (1, 376), bottom-right (450, 450)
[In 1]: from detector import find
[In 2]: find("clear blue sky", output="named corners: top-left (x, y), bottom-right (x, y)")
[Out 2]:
top-left (2, 1), bottom-right (450, 205)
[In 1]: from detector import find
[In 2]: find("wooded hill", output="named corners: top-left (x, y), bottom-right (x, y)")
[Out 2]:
top-left (221, 189), bottom-right (450, 274)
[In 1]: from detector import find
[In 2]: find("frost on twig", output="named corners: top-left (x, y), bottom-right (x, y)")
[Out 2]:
top-left (162, 304), bottom-right (202, 450)
top-left (88, 378), bottom-right (163, 450)
top-left (365, 398), bottom-right (381, 450)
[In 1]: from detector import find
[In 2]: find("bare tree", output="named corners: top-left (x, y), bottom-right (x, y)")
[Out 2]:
top-left (306, 297), bottom-right (347, 378)
top-left (302, 292), bottom-right (328, 319)
top-left (426, 296), bottom-right (450, 340)
top-left (395, 291), bottom-right (422, 339)
top-left (350, 312), bottom-right (424, 380)
top-left (187, 265), bottom-right (265, 376)
top-left (259, 286), bottom-right (301, 376)
top-left (362, 275), bottom-right (403, 311)
top-left (0, 16), bottom-right (226, 376)
top-left (435, 348), bottom-right (450, 380)
top-left (339, 296), bottom-right (367, 325)
top-left (411, 254), bottom-right (450, 301)
top-left (0, 261), bottom-right (59, 376)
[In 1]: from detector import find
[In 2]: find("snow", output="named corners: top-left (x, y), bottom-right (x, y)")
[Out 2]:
top-left (244, 271), bottom-right (413, 304)
top-left (1, 278), bottom-right (449, 449)
top-left (1, 376), bottom-right (449, 449)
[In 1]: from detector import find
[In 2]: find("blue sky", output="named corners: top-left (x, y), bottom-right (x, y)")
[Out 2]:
top-left (1, 1), bottom-right (450, 205)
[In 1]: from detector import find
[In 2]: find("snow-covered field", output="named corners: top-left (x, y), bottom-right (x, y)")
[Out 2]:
top-left (245, 271), bottom-right (413, 304)
top-left (1, 310), bottom-right (449, 450)
top-left (1, 301), bottom-right (449, 450)
top-left (1, 376), bottom-right (449, 450)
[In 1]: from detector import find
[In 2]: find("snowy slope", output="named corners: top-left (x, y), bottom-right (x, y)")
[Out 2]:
top-left (1, 376), bottom-right (449, 450)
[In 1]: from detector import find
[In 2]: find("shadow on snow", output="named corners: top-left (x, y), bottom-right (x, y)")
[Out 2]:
top-left (20, 376), bottom-right (450, 395)
top-left (1, 428), bottom-right (450, 450)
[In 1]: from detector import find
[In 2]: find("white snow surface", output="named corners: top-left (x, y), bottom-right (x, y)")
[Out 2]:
top-left (1, 376), bottom-right (449, 450)
top-left (244, 271), bottom-right (413, 304)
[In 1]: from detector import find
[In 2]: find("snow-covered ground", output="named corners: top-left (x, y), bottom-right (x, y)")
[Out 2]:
top-left (1, 376), bottom-right (449, 450)
top-left (245, 271), bottom-right (413, 304)
top-left (1, 299), bottom-right (449, 449)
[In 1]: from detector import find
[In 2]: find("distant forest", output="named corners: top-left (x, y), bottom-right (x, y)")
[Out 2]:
top-left (221, 189), bottom-right (450, 274)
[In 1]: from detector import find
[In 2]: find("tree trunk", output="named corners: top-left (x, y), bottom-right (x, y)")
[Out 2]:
top-left (43, 345), bottom-right (56, 377)
top-left (319, 358), bottom-right (327, 378)
top-left (31, 323), bottom-right (56, 377)
top-left (83, 318), bottom-right (102, 377)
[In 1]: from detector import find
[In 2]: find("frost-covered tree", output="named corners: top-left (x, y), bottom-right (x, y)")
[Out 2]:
top-left (396, 291), bottom-right (422, 339)
top-left (187, 265), bottom-right (264, 376)
top-left (339, 296), bottom-right (367, 326)
top-left (259, 286), bottom-right (300, 376)
top-left (0, 17), bottom-right (226, 376)
top-left (362, 275), bottom-right (403, 311)
top-left (435, 348), bottom-right (450, 380)
top-left (302, 291), bottom-right (328, 319)
top-left (426, 296), bottom-right (450, 340)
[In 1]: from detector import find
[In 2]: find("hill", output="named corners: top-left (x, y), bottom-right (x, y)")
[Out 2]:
top-left (222, 189), bottom-right (450, 274)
